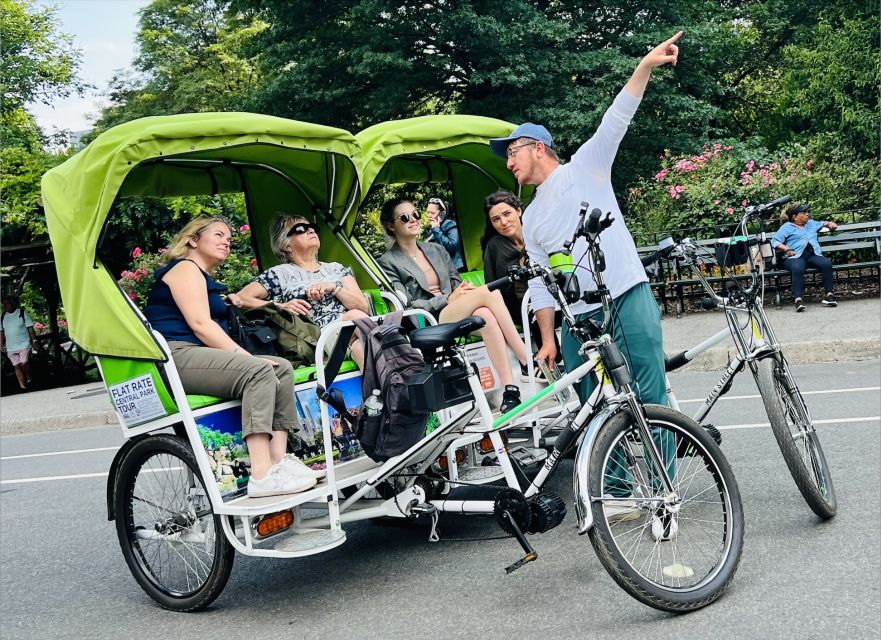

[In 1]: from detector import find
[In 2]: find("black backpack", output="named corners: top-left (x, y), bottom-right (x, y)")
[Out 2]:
top-left (352, 311), bottom-right (429, 462)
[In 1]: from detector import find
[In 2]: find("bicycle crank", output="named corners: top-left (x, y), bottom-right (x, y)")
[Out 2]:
top-left (494, 488), bottom-right (538, 573)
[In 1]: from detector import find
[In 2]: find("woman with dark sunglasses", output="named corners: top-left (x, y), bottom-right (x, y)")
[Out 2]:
top-left (378, 198), bottom-right (530, 413)
top-left (233, 215), bottom-right (369, 367)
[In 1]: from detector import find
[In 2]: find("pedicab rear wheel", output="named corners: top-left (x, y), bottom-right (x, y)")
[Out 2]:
top-left (114, 434), bottom-right (235, 611)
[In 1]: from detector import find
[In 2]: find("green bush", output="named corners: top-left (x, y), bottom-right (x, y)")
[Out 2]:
top-left (627, 136), bottom-right (879, 243)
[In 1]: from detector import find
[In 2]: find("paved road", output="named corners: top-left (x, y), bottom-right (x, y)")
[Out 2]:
top-left (1, 360), bottom-right (878, 640)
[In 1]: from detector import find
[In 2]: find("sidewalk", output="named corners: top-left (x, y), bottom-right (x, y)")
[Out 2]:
top-left (1, 297), bottom-right (878, 436)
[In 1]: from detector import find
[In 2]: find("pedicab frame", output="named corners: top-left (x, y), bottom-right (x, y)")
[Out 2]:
top-left (39, 112), bottom-right (576, 607)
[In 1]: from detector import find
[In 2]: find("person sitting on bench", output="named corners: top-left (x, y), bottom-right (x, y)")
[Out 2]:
top-left (772, 203), bottom-right (838, 312)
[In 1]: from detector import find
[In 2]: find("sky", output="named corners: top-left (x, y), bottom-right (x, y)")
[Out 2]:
top-left (29, 0), bottom-right (150, 134)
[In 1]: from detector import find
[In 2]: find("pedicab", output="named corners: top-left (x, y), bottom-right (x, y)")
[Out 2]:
top-left (41, 112), bottom-right (743, 613)
top-left (355, 115), bottom-right (580, 468)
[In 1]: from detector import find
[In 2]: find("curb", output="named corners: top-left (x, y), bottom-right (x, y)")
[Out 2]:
top-left (1, 339), bottom-right (878, 435)
top-left (1, 410), bottom-right (119, 436)
top-left (671, 337), bottom-right (880, 372)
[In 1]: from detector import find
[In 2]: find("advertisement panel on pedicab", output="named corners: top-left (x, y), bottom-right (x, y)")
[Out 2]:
top-left (194, 373), bottom-right (366, 502)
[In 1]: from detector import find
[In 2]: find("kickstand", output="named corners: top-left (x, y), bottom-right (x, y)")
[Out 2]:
top-left (501, 510), bottom-right (538, 574)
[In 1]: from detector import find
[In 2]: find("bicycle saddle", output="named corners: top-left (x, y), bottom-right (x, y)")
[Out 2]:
top-left (409, 315), bottom-right (486, 351)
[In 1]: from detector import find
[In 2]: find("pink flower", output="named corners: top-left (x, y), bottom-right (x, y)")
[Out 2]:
top-left (34, 322), bottom-right (45, 330)
top-left (741, 200), bottom-right (748, 206)
top-left (675, 185), bottom-right (685, 193)
top-left (724, 145), bottom-right (733, 151)
top-left (239, 224), bottom-right (250, 233)
top-left (128, 293), bottom-right (138, 301)
top-left (132, 247), bottom-right (142, 258)
top-left (714, 199), bottom-right (721, 205)
top-left (726, 207), bottom-right (734, 215)
top-left (250, 258), bottom-right (258, 267)
top-left (654, 168), bottom-right (669, 182)
top-left (668, 186), bottom-right (680, 199)
top-left (806, 160), bottom-right (814, 170)
top-left (746, 160), bottom-right (756, 171)
top-left (158, 247), bottom-right (168, 254)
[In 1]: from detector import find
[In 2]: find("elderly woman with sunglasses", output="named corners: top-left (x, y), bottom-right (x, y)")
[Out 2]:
top-left (233, 215), bottom-right (369, 368)
top-left (378, 198), bottom-right (531, 413)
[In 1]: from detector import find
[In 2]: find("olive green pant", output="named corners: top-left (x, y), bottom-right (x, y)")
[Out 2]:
top-left (168, 341), bottom-right (299, 438)
top-left (560, 283), bottom-right (672, 497)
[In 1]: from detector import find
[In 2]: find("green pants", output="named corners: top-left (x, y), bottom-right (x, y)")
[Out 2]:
top-left (561, 282), bottom-right (671, 497)
top-left (561, 282), bottom-right (667, 406)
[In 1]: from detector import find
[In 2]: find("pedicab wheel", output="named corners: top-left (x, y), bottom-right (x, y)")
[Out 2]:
top-left (114, 434), bottom-right (235, 611)
top-left (755, 357), bottom-right (836, 519)
top-left (586, 405), bottom-right (744, 612)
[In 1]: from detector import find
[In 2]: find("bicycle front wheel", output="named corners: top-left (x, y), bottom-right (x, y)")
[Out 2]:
top-left (114, 434), bottom-right (235, 611)
top-left (587, 405), bottom-right (744, 612)
top-left (755, 357), bottom-right (836, 519)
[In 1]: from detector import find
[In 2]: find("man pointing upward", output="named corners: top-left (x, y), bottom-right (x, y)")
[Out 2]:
top-left (490, 32), bottom-right (682, 405)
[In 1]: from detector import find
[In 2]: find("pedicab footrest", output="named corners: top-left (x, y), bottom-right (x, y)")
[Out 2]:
top-left (459, 465), bottom-right (506, 483)
top-left (270, 528), bottom-right (347, 555)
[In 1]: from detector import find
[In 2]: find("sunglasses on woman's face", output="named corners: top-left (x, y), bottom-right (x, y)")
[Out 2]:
top-left (287, 222), bottom-right (319, 236)
top-left (396, 210), bottom-right (422, 224)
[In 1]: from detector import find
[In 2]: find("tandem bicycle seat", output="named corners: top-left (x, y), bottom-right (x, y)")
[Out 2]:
top-left (409, 315), bottom-right (486, 353)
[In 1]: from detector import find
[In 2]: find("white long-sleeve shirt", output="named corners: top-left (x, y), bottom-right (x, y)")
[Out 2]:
top-left (523, 89), bottom-right (648, 315)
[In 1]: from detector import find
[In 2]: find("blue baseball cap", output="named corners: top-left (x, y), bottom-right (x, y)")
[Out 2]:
top-left (489, 123), bottom-right (553, 158)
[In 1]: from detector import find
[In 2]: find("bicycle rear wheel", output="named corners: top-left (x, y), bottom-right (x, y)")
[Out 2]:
top-left (587, 405), bottom-right (744, 612)
top-left (114, 434), bottom-right (235, 611)
top-left (755, 357), bottom-right (836, 519)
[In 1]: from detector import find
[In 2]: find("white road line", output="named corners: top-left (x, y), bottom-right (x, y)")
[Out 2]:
top-left (717, 416), bottom-right (880, 430)
top-left (678, 386), bottom-right (880, 404)
top-left (1, 467), bottom-right (182, 486)
top-left (0, 446), bottom-right (119, 461)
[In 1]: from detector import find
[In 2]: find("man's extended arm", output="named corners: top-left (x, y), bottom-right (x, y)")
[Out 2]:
top-left (623, 31), bottom-right (682, 99)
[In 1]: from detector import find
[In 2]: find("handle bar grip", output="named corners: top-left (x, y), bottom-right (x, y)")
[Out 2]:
top-left (585, 208), bottom-right (603, 234)
top-left (485, 276), bottom-right (511, 292)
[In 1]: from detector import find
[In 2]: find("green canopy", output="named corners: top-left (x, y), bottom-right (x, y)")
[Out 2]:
top-left (356, 114), bottom-right (532, 272)
top-left (42, 112), bottom-right (365, 360)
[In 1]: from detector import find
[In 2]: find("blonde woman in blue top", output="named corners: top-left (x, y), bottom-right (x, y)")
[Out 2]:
top-left (144, 216), bottom-right (321, 498)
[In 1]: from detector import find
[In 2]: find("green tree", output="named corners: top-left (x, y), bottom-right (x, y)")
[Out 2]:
top-left (91, 0), bottom-right (266, 134)
top-left (0, 0), bottom-right (82, 245)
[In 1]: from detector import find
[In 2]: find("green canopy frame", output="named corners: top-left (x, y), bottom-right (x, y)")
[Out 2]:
top-left (355, 114), bottom-right (533, 272)
top-left (42, 112), bottom-right (375, 360)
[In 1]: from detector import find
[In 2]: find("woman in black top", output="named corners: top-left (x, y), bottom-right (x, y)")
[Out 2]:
top-left (482, 191), bottom-right (562, 363)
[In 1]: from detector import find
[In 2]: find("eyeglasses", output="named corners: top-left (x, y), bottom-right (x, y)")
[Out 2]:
top-left (396, 210), bottom-right (422, 224)
top-left (287, 222), bottom-right (318, 236)
top-left (505, 141), bottom-right (537, 159)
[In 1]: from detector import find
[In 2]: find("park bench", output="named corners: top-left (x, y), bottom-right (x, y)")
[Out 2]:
top-left (637, 220), bottom-right (880, 315)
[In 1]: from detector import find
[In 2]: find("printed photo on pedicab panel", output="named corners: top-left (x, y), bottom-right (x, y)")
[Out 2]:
top-left (195, 406), bottom-right (249, 501)
top-left (295, 373), bottom-right (364, 462)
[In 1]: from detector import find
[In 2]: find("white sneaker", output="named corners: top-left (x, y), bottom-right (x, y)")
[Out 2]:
top-left (603, 495), bottom-right (641, 523)
top-left (247, 465), bottom-right (317, 498)
top-left (278, 454), bottom-right (327, 480)
top-left (651, 510), bottom-right (679, 541)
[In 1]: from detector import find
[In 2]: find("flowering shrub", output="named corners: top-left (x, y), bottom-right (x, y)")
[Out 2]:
top-left (118, 225), bottom-right (259, 308)
top-left (627, 138), bottom-right (879, 242)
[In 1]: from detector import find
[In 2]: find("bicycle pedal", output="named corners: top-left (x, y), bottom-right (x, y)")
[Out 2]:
top-left (505, 551), bottom-right (537, 574)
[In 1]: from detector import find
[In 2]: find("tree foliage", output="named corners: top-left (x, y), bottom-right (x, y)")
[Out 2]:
top-left (89, 0), bottom-right (265, 135)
